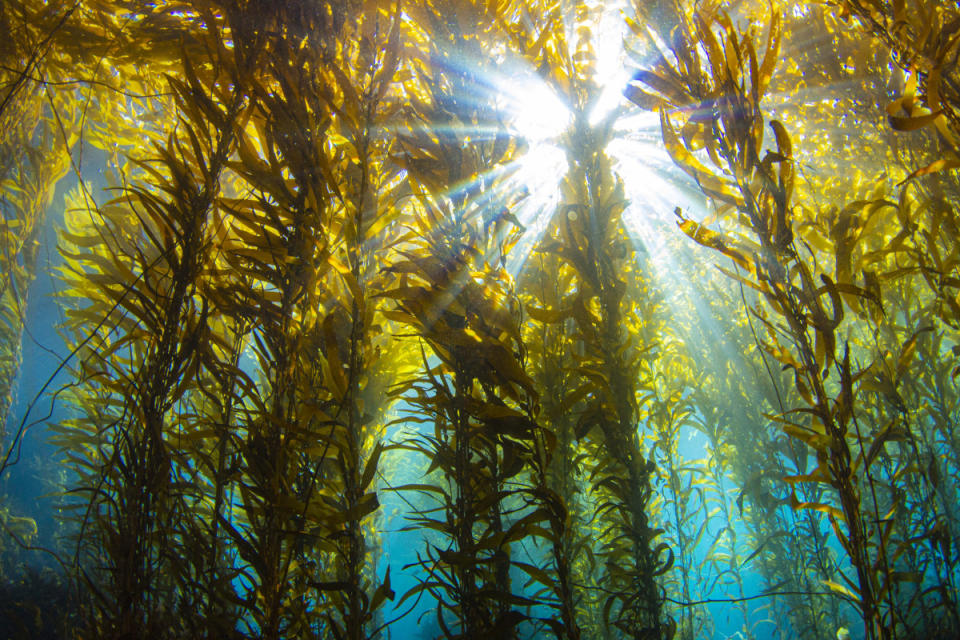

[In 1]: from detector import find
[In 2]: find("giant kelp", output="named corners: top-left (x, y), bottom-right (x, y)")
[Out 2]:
top-left (1, 1), bottom-right (960, 640)
top-left (54, 9), bottom-right (256, 635)
top-left (0, 0), bottom-right (79, 582)
top-left (384, 4), bottom-right (551, 636)
top-left (626, 0), bottom-right (960, 638)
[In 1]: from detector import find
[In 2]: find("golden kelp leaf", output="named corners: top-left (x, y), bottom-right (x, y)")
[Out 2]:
top-left (390, 483), bottom-right (450, 497)
top-left (676, 216), bottom-right (751, 270)
top-left (864, 421), bottom-right (910, 468)
top-left (716, 265), bottom-right (763, 292)
top-left (831, 280), bottom-right (881, 307)
top-left (900, 155), bottom-right (960, 183)
top-left (777, 420), bottom-right (831, 453)
top-left (330, 255), bottom-right (363, 306)
top-left (698, 14), bottom-right (729, 89)
top-left (769, 120), bottom-right (791, 160)
top-left (888, 571), bottom-right (922, 584)
top-left (632, 69), bottom-right (691, 106)
top-left (323, 313), bottom-right (348, 397)
top-left (371, 6), bottom-right (402, 103)
top-left (320, 492), bottom-right (380, 527)
top-left (660, 108), bottom-right (713, 180)
top-left (818, 275), bottom-right (844, 329)
top-left (394, 579), bottom-right (446, 609)
top-left (790, 492), bottom-right (845, 521)
top-left (557, 383), bottom-right (592, 415)
top-left (360, 441), bottom-right (384, 493)
top-left (926, 65), bottom-right (944, 113)
top-left (369, 566), bottom-right (395, 612)
top-left (514, 560), bottom-right (555, 590)
top-left (823, 578), bottom-right (861, 603)
top-left (813, 325), bottom-right (834, 373)
top-left (485, 345), bottom-right (536, 393)
top-left (758, 12), bottom-right (781, 96)
top-left (651, 543), bottom-right (674, 576)
top-left (896, 325), bottom-right (933, 378)
top-left (888, 109), bottom-right (943, 131)
top-left (782, 463), bottom-right (832, 487)
top-left (681, 118), bottom-right (707, 151)
top-left (525, 304), bottom-right (572, 323)
top-left (623, 83), bottom-right (662, 111)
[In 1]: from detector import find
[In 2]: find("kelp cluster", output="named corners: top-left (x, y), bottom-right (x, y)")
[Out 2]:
top-left (1, 0), bottom-right (959, 639)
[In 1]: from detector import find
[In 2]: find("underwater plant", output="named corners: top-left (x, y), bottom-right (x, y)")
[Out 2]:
top-left (540, 71), bottom-right (672, 640)
top-left (626, 0), bottom-right (960, 638)
top-left (627, 4), bottom-right (901, 631)
top-left (1, 1), bottom-right (960, 640)
top-left (56, 16), bottom-right (254, 635)
top-left (383, 5), bottom-right (543, 637)
top-left (523, 252), bottom-right (593, 640)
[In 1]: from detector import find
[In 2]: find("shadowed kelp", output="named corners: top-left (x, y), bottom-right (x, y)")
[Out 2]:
top-left (626, 1), bottom-right (960, 638)
top-left (0, 1), bottom-right (958, 640)
top-left (55, 12), bottom-right (254, 635)
top-left (383, 4), bottom-right (539, 635)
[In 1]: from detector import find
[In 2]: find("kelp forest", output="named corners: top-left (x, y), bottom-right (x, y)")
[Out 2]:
top-left (1, 0), bottom-right (959, 639)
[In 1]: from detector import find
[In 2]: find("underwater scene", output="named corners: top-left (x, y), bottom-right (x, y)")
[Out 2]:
top-left (1, 0), bottom-right (959, 639)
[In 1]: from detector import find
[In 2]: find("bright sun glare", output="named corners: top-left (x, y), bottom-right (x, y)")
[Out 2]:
top-left (500, 74), bottom-right (572, 143)
top-left (589, 0), bottom-right (632, 124)
top-left (493, 0), bottom-right (663, 276)
top-left (453, 0), bottom-right (701, 279)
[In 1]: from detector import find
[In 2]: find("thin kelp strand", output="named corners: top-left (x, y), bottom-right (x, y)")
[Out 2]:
top-left (0, 2), bottom-right (80, 120)
top-left (0, 246), bottom-right (171, 480)
top-left (2, 2), bottom-right (959, 640)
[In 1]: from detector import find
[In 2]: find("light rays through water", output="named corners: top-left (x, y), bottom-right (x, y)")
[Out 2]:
top-left (588, 0), bottom-right (632, 124)
top-left (396, 0), bottom-right (721, 326)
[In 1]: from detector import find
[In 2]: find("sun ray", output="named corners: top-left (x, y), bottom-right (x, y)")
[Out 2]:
top-left (589, 0), bottom-right (633, 124)
top-left (501, 142), bottom-right (568, 277)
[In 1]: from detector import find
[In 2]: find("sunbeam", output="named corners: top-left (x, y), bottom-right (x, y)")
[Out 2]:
top-left (502, 142), bottom-right (568, 277)
top-left (489, 62), bottom-right (573, 276)
top-left (498, 69), bottom-right (572, 143)
top-left (589, 0), bottom-right (632, 124)
top-left (607, 116), bottom-right (708, 262)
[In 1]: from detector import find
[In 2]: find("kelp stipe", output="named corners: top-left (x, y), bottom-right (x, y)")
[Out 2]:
top-left (383, 5), bottom-right (536, 636)
top-left (859, 285), bottom-right (960, 634)
top-left (669, 241), bottom-right (844, 640)
top-left (205, 3), bottom-right (404, 637)
top-left (3, 1), bottom-right (960, 639)
top-left (54, 13), bottom-right (254, 636)
top-left (628, 8), bottom-right (897, 637)
top-left (292, 3), bottom-right (405, 638)
top-left (542, 117), bottom-right (671, 639)
top-left (626, 2), bottom-right (960, 638)
top-left (383, 202), bottom-right (534, 637)
top-left (524, 85), bottom-right (660, 640)
top-left (639, 339), bottom-right (713, 639)
top-left (510, 5), bottom-right (675, 638)
top-left (522, 253), bottom-right (591, 640)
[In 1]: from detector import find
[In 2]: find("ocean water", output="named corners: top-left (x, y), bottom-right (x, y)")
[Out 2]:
top-left (1, 1), bottom-right (958, 639)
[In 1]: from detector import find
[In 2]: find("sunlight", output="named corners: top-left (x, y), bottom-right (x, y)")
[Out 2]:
top-left (499, 73), bottom-right (572, 143)
top-left (491, 63), bottom-right (572, 276)
top-left (589, 0), bottom-right (632, 124)
top-left (606, 119), bottom-right (707, 260)
top-left (503, 142), bottom-right (568, 277)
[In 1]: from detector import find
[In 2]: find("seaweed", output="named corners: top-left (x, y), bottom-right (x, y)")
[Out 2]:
top-left (0, 566), bottom-right (78, 640)
top-left (0, 2), bottom-right (958, 640)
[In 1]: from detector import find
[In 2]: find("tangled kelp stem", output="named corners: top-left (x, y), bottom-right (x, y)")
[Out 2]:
top-left (1, 1), bottom-right (959, 640)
